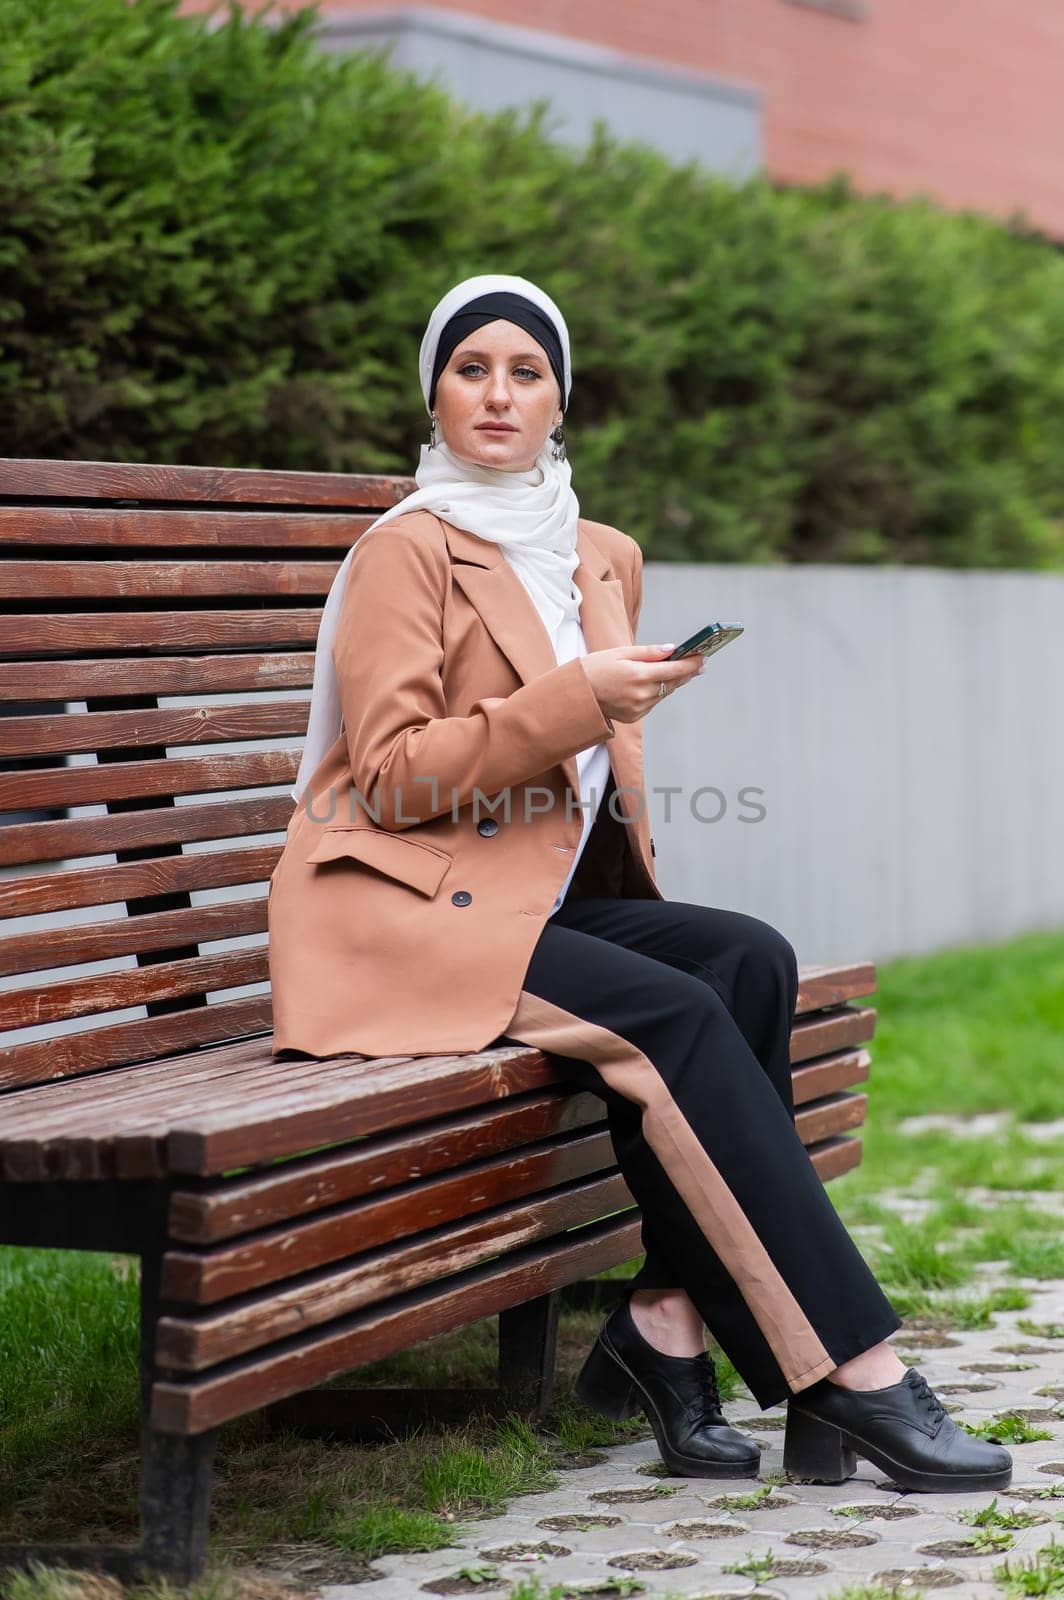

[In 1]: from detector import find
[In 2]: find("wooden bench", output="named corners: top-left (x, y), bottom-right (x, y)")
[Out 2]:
top-left (0, 456), bottom-right (879, 1586)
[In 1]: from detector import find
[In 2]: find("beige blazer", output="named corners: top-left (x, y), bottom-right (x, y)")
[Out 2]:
top-left (268, 509), bottom-right (663, 1058)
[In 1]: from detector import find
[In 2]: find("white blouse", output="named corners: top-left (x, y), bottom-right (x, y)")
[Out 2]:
top-left (547, 609), bottom-right (613, 915)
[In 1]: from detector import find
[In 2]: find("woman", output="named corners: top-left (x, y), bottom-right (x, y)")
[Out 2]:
top-left (269, 272), bottom-right (1011, 1493)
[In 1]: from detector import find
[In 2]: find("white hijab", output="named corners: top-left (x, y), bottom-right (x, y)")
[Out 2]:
top-left (290, 273), bottom-right (582, 805)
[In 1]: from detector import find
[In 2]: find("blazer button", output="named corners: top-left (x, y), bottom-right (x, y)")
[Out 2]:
top-left (451, 890), bottom-right (472, 906)
top-left (476, 817), bottom-right (499, 837)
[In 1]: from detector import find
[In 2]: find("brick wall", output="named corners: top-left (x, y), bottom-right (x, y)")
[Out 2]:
top-left (181, 0), bottom-right (1064, 240)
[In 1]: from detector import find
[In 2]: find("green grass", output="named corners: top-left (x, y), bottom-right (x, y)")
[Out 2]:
top-left (870, 1214), bottom-right (976, 1290)
top-left (847, 929), bottom-right (1064, 1123)
top-left (1008, 1238), bottom-right (1064, 1278)
top-left (723, 1549), bottom-right (780, 1582)
top-left (0, 1251), bottom-right (141, 1481)
top-left (964, 1413), bottom-right (1055, 1444)
top-left (3, 925), bottom-right (1063, 1594)
top-left (710, 1483), bottom-right (780, 1510)
top-left (1020, 1320), bottom-right (1064, 1339)
top-left (0, 1564), bottom-right (268, 1600)
top-left (828, 928), bottom-right (1064, 1227)
top-left (821, 1588), bottom-right (919, 1600)
top-left (881, 1285), bottom-right (1032, 1327)
top-left (993, 1538), bottom-right (1064, 1597)
top-left (507, 1581), bottom-right (648, 1599)
top-left (960, 1496), bottom-right (1050, 1532)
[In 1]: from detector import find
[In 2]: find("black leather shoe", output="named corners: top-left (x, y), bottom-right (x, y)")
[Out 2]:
top-left (574, 1295), bottom-right (760, 1477)
top-left (784, 1367), bottom-right (1013, 1492)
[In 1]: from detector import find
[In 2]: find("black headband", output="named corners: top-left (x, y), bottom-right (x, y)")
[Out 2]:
top-left (428, 291), bottom-right (567, 415)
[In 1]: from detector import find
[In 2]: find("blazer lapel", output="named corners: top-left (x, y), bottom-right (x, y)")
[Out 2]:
top-left (444, 518), bottom-right (634, 805)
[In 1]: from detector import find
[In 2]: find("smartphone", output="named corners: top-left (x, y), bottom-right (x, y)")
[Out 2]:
top-left (668, 623), bottom-right (744, 661)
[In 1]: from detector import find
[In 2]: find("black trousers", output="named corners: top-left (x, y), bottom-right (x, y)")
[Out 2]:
top-left (496, 890), bottom-right (902, 1410)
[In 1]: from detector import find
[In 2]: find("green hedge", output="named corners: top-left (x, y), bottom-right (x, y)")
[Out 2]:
top-left (2, 0), bottom-right (1063, 566)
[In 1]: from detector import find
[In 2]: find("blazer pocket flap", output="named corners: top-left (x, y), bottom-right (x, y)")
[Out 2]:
top-left (305, 827), bottom-right (451, 897)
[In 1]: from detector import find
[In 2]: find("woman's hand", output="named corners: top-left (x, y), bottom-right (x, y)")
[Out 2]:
top-left (581, 644), bottom-right (704, 725)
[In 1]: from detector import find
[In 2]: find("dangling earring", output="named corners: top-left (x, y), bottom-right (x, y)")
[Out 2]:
top-left (428, 413), bottom-right (439, 450)
top-left (550, 423), bottom-right (566, 462)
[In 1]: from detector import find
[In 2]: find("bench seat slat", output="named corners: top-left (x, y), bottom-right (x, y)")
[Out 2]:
top-left (795, 1090), bottom-right (868, 1146)
top-left (162, 1050), bottom-right (573, 1175)
top-left (794, 963), bottom-right (875, 1007)
top-left (168, 1089), bottom-right (608, 1243)
top-left (162, 1137), bottom-right (625, 1305)
top-left (790, 1006), bottom-right (874, 1062)
top-left (158, 1136), bottom-right (864, 1380)
top-left (118, 1049), bottom-right (864, 1190)
top-left (0, 1037), bottom-right (277, 1127)
top-left (152, 1136), bottom-right (864, 1422)
top-left (167, 1053), bottom-right (873, 1246)
top-left (128, 1062), bottom-right (866, 1191)
top-left (791, 1048), bottom-right (870, 1104)
top-left (0, 1047), bottom-right (544, 1173)
top-left (150, 1210), bottom-right (644, 1436)
top-left (2, 1049), bottom-right (342, 1152)
top-left (1, 1055), bottom-right (392, 1173)
top-left (159, 1018), bottom-right (878, 1180)
top-left (806, 1133), bottom-right (863, 1183)
top-left (161, 1098), bottom-right (868, 1310)
top-left (157, 1174), bottom-right (638, 1372)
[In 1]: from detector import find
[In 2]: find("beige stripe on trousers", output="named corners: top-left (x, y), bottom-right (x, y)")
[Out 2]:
top-left (508, 990), bottom-right (837, 1391)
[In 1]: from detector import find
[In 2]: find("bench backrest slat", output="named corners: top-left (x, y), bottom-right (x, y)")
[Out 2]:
top-left (2, 999), bottom-right (276, 1106)
top-left (4, 611), bottom-right (326, 657)
top-left (0, 506), bottom-right (379, 547)
top-left (1, 657), bottom-right (317, 701)
top-left (0, 845), bottom-right (277, 919)
top-left (3, 795), bottom-right (296, 869)
top-left (0, 458), bottom-right (405, 505)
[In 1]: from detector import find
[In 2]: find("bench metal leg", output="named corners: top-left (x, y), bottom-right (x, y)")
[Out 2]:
top-left (138, 1248), bottom-right (217, 1582)
top-left (499, 1290), bottom-right (561, 1420)
top-left (139, 1426), bottom-right (217, 1582)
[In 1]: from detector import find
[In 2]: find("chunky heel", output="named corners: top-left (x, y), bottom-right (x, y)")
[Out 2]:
top-left (784, 1403), bottom-right (857, 1483)
top-left (575, 1336), bottom-right (643, 1422)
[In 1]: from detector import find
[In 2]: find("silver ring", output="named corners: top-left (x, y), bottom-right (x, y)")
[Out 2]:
top-left (659, 680), bottom-right (667, 698)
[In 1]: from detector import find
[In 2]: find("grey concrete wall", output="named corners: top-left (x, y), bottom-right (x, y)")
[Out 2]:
top-left (313, 5), bottom-right (763, 176)
top-left (637, 562), bottom-right (1064, 967)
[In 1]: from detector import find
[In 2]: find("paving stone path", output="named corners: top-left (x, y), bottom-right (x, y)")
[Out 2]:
top-left (322, 1259), bottom-right (1063, 1600)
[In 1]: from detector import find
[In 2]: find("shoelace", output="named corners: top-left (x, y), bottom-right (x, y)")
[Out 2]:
top-left (690, 1352), bottom-right (724, 1424)
top-left (909, 1370), bottom-right (948, 1432)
